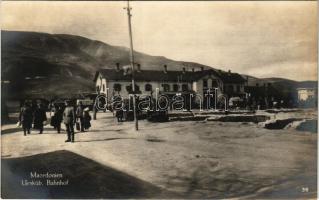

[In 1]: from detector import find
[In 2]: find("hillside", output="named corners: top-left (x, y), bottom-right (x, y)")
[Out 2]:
top-left (1, 30), bottom-right (214, 99)
top-left (1, 30), bottom-right (316, 100)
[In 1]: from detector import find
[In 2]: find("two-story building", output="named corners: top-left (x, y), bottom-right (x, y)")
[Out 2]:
top-left (93, 64), bottom-right (246, 107)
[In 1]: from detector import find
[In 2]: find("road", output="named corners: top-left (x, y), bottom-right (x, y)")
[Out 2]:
top-left (1, 111), bottom-right (317, 198)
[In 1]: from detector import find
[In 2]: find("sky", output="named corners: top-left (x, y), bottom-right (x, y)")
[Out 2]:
top-left (1, 1), bottom-right (317, 81)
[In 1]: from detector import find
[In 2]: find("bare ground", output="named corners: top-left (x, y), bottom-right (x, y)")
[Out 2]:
top-left (1, 110), bottom-right (317, 199)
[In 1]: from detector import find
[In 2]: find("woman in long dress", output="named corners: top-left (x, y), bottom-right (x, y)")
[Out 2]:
top-left (83, 108), bottom-right (91, 130)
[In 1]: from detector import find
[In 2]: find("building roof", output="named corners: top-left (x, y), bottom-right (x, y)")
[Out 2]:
top-left (194, 70), bottom-right (247, 84)
top-left (94, 69), bottom-right (246, 84)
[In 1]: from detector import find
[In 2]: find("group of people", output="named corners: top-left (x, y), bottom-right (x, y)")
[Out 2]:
top-left (19, 102), bottom-right (47, 135)
top-left (19, 100), bottom-right (92, 143)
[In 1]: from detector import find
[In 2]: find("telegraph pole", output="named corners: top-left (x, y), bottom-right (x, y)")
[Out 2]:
top-left (125, 0), bottom-right (138, 130)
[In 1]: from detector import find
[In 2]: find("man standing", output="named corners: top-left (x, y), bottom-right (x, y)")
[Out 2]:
top-left (19, 102), bottom-right (33, 136)
top-left (51, 104), bottom-right (63, 133)
top-left (76, 101), bottom-right (84, 132)
top-left (63, 100), bottom-right (75, 142)
top-left (33, 103), bottom-right (47, 134)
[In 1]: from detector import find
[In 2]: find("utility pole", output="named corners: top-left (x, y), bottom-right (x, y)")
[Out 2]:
top-left (125, 0), bottom-right (138, 130)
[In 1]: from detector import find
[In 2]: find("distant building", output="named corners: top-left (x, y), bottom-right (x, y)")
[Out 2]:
top-left (94, 64), bottom-right (246, 106)
top-left (296, 81), bottom-right (317, 108)
top-left (296, 81), bottom-right (317, 102)
top-left (297, 88), bottom-right (316, 101)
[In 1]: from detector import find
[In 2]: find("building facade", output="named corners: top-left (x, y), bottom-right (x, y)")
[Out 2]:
top-left (94, 65), bottom-right (246, 107)
top-left (297, 88), bottom-right (316, 101)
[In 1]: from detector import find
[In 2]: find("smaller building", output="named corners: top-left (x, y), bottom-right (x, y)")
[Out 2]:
top-left (297, 88), bottom-right (316, 101)
top-left (296, 81), bottom-right (317, 108)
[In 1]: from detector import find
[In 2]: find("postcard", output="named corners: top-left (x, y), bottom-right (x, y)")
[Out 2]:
top-left (1, 1), bottom-right (317, 199)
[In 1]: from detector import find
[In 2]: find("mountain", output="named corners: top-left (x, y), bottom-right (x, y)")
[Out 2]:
top-left (2, 30), bottom-right (213, 99)
top-left (1, 30), bottom-right (316, 100)
top-left (247, 76), bottom-right (317, 91)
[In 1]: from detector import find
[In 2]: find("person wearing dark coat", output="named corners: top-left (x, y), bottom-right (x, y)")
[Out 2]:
top-left (75, 102), bottom-right (84, 132)
top-left (33, 103), bottom-right (47, 134)
top-left (19, 102), bottom-right (33, 136)
top-left (115, 109), bottom-right (123, 122)
top-left (51, 105), bottom-right (63, 133)
top-left (115, 100), bottom-right (124, 122)
top-left (31, 101), bottom-right (37, 113)
top-left (83, 109), bottom-right (91, 130)
top-left (63, 100), bottom-right (75, 142)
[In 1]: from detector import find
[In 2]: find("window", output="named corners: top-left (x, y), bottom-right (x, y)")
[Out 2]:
top-left (162, 84), bottom-right (170, 92)
top-left (173, 84), bottom-right (179, 92)
top-left (113, 83), bottom-right (122, 92)
top-left (145, 84), bottom-right (152, 92)
top-left (203, 79), bottom-right (208, 88)
top-left (126, 84), bottom-right (140, 93)
top-left (182, 84), bottom-right (188, 91)
top-left (102, 84), bottom-right (105, 92)
top-left (211, 80), bottom-right (218, 88)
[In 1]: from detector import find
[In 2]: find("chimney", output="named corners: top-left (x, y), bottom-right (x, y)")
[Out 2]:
top-left (137, 64), bottom-right (141, 72)
top-left (201, 66), bottom-right (204, 71)
top-left (163, 65), bottom-right (168, 73)
top-left (192, 68), bottom-right (195, 72)
top-left (116, 63), bottom-right (120, 72)
top-left (182, 67), bottom-right (186, 74)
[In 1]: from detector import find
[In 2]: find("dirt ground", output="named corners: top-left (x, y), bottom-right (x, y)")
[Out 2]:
top-left (1, 110), bottom-right (317, 199)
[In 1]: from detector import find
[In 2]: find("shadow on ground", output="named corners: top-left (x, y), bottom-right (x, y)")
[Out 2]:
top-left (77, 137), bottom-right (135, 143)
top-left (1, 127), bottom-right (63, 135)
top-left (1, 150), bottom-right (179, 199)
top-left (1, 127), bottom-right (22, 135)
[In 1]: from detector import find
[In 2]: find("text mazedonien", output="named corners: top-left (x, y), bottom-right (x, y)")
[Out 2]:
top-left (30, 172), bottom-right (63, 179)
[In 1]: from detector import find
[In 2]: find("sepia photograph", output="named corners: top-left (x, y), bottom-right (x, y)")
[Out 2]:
top-left (1, 0), bottom-right (317, 199)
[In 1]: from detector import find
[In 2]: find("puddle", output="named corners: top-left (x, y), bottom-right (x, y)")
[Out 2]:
top-left (264, 118), bottom-right (304, 130)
